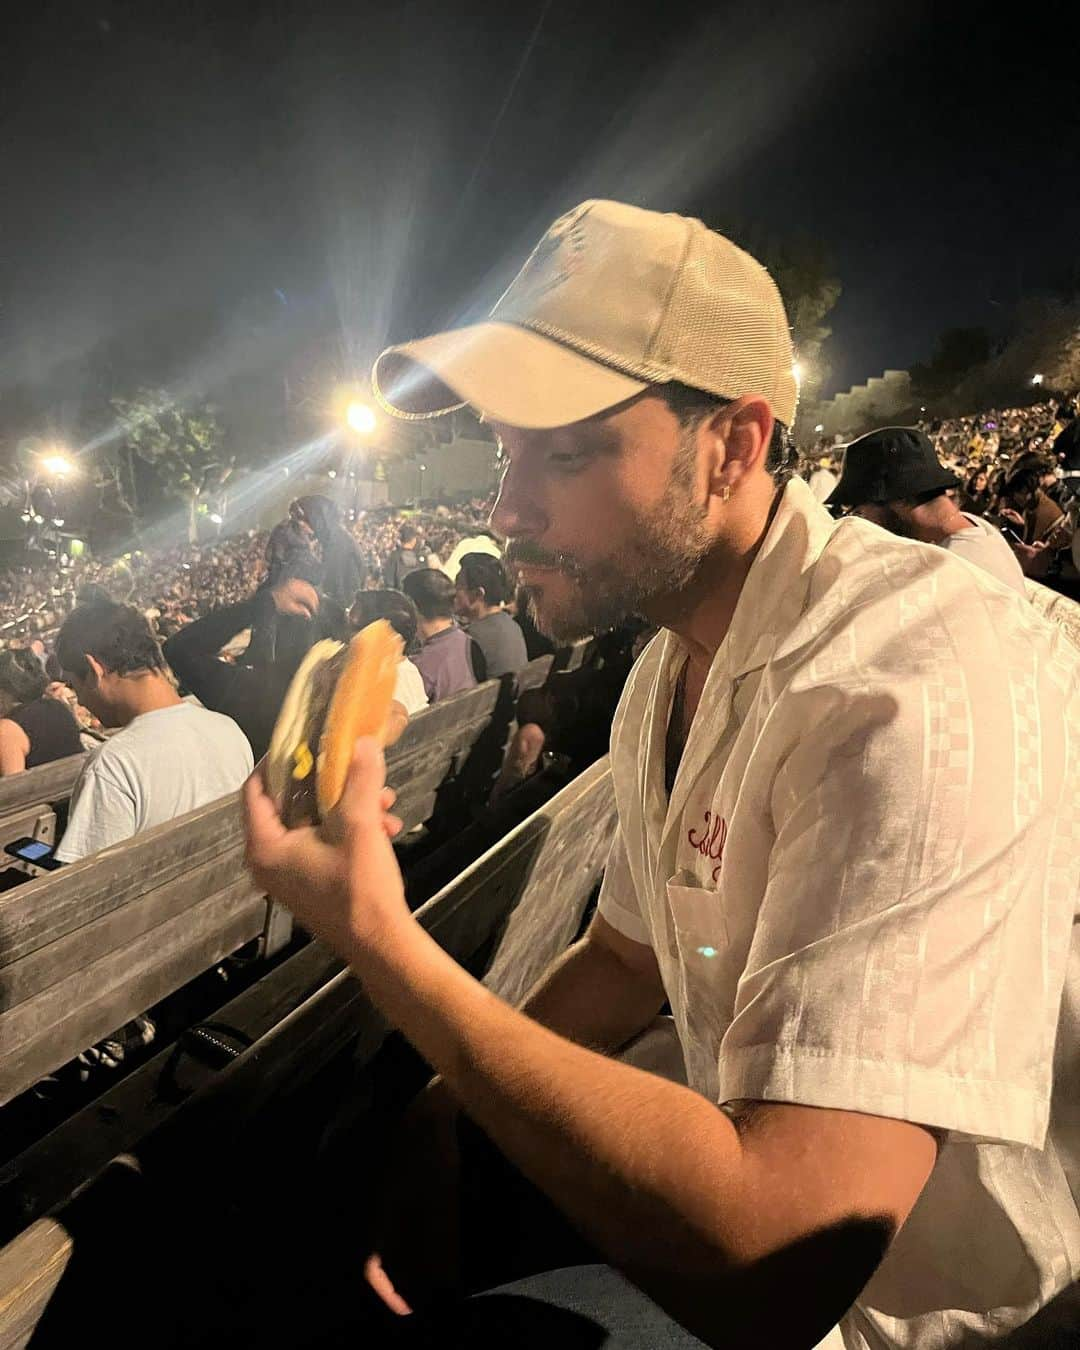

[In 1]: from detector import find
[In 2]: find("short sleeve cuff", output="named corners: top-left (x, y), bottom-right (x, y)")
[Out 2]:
top-left (716, 1043), bottom-right (1050, 1149)
top-left (597, 893), bottom-right (652, 948)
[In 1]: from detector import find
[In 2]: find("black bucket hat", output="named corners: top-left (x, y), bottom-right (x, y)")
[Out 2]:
top-left (826, 427), bottom-right (960, 508)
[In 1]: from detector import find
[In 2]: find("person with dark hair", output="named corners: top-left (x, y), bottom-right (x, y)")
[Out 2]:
top-left (827, 427), bottom-right (1026, 595)
top-left (54, 602), bottom-right (252, 862)
top-left (163, 557), bottom-right (347, 761)
top-left (402, 568), bottom-right (478, 702)
top-left (992, 450), bottom-right (1072, 579)
top-left (384, 522), bottom-right (428, 591)
top-left (248, 202), bottom-right (1080, 1347)
top-left (347, 588), bottom-right (428, 739)
top-left (0, 648), bottom-right (82, 775)
top-left (75, 581), bottom-right (114, 609)
top-left (291, 495), bottom-right (368, 603)
top-left (958, 465), bottom-right (991, 516)
top-left (454, 552), bottom-right (528, 680)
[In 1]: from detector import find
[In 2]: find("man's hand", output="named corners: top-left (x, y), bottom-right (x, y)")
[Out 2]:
top-left (269, 577), bottom-right (320, 619)
top-left (243, 740), bottom-right (409, 955)
top-left (1010, 537), bottom-right (1048, 575)
top-left (363, 1077), bottom-right (464, 1315)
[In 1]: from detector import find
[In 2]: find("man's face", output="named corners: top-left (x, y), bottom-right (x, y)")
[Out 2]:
top-left (453, 579), bottom-right (482, 623)
top-left (851, 501), bottom-right (916, 539)
top-left (63, 658), bottom-right (113, 726)
top-left (490, 394), bottom-right (713, 642)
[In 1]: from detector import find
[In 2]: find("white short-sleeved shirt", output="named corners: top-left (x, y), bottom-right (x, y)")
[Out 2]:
top-left (56, 701), bottom-right (254, 862)
top-left (598, 477), bottom-right (1080, 1349)
top-left (393, 658), bottom-right (429, 716)
top-left (941, 512), bottom-right (1027, 596)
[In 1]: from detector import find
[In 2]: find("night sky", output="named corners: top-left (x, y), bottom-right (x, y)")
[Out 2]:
top-left (3, 0), bottom-right (1078, 438)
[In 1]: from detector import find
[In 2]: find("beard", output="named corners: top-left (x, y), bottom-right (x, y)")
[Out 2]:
top-left (515, 431), bottom-right (712, 642)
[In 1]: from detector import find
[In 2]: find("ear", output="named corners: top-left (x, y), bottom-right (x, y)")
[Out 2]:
top-left (703, 396), bottom-right (774, 498)
top-left (84, 654), bottom-right (106, 685)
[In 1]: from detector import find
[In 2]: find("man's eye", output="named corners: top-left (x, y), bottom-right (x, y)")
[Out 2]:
top-left (549, 451), bottom-right (588, 467)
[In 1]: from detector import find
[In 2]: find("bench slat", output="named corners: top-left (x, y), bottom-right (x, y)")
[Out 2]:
top-left (0, 883), bottom-right (264, 1105)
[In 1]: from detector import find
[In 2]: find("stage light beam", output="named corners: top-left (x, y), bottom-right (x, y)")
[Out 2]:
top-left (346, 401), bottom-right (377, 435)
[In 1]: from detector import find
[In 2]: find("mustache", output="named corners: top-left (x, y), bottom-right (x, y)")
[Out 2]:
top-left (504, 540), bottom-right (585, 577)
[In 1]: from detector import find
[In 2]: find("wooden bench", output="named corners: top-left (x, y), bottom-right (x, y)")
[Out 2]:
top-left (0, 758), bottom-right (617, 1347)
top-left (0, 755), bottom-right (84, 857)
top-left (0, 660), bottom-right (577, 1116)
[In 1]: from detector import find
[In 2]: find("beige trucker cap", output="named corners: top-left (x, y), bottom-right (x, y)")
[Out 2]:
top-left (372, 199), bottom-right (798, 430)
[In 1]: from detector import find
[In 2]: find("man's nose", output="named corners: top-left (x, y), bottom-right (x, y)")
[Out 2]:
top-left (489, 461), bottom-right (547, 539)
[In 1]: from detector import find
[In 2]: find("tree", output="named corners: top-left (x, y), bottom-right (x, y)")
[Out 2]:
top-left (909, 327), bottom-right (992, 406)
top-left (110, 390), bottom-right (232, 543)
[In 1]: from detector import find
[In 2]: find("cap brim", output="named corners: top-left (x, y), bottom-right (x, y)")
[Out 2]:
top-left (372, 321), bottom-right (648, 430)
top-left (825, 467), bottom-right (961, 509)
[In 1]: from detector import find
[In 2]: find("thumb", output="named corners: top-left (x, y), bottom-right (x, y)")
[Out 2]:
top-left (337, 737), bottom-right (387, 831)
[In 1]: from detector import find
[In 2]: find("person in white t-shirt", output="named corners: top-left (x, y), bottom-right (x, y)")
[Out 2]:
top-left (53, 602), bottom-right (254, 863)
top-left (348, 589), bottom-right (430, 740)
top-left (827, 426), bottom-right (1028, 596)
top-left (244, 202), bottom-right (1080, 1348)
top-left (807, 457), bottom-right (838, 503)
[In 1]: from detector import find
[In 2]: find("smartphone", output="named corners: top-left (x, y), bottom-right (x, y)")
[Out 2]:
top-left (1000, 524), bottom-right (1023, 546)
top-left (4, 837), bottom-right (62, 870)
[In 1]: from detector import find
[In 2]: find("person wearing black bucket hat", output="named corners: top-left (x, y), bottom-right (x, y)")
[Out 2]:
top-left (828, 426), bottom-right (1026, 595)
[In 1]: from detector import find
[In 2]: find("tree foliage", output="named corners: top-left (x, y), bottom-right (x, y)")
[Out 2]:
top-left (909, 327), bottom-right (992, 404)
top-left (110, 389), bottom-right (232, 541)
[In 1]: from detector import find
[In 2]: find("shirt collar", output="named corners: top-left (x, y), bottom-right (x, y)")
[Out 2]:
top-left (659, 475), bottom-right (837, 685)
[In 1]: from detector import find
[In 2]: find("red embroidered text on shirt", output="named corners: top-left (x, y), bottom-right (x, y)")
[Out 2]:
top-left (687, 811), bottom-right (727, 883)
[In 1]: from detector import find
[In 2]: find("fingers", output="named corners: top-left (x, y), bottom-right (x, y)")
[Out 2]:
top-left (383, 813), bottom-right (403, 839)
top-left (363, 1254), bottom-right (413, 1317)
top-left (338, 737), bottom-right (387, 828)
top-left (242, 769), bottom-right (289, 863)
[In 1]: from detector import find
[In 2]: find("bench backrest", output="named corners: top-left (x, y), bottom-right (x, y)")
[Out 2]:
top-left (0, 755), bottom-right (85, 855)
top-left (0, 674), bottom-right (544, 1110)
top-left (0, 759), bottom-right (617, 1347)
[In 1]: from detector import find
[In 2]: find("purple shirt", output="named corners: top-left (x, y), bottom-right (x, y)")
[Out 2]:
top-left (410, 624), bottom-right (478, 703)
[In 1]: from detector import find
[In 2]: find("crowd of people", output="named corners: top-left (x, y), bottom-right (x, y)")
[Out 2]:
top-left (797, 394), bottom-right (1080, 595)
top-left (0, 486), bottom-right (653, 897)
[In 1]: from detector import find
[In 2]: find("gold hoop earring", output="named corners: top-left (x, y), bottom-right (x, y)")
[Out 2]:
top-left (721, 485), bottom-right (731, 503)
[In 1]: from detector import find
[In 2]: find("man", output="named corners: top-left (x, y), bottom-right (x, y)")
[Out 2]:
top-left (384, 523), bottom-right (427, 591)
top-left (245, 201), bottom-right (1080, 1347)
top-left (291, 495), bottom-right (369, 603)
top-left (826, 426), bottom-right (1027, 595)
top-left (163, 558), bottom-right (346, 760)
top-left (401, 567), bottom-right (479, 703)
top-left (453, 552), bottom-right (528, 680)
top-left (55, 602), bottom-right (253, 862)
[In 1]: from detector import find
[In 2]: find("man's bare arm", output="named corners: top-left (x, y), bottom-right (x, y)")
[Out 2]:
top-left (520, 911), bottom-right (667, 1050)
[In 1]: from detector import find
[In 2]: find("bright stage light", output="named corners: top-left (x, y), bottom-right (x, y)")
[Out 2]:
top-left (209, 512), bottom-right (223, 525)
top-left (814, 423), bottom-right (824, 433)
top-left (346, 401), bottom-right (377, 435)
top-left (1032, 373), bottom-right (1045, 386)
top-left (792, 362), bottom-right (805, 387)
top-left (41, 453), bottom-right (76, 477)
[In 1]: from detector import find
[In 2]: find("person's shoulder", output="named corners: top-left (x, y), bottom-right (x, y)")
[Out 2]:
top-left (789, 518), bottom-right (1074, 687)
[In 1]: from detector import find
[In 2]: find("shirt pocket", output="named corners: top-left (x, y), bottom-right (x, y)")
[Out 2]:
top-left (666, 874), bottom-right (730, 961)
top-left (665, 874), bottom-right (735, 1098)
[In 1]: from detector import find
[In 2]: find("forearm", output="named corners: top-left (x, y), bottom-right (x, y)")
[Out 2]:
top-left (520, 931), bottom-right (666, 1053)
top-left (354, 925), bottom-right (747, 1343)
top-left (165, 597), bottom-right (258, 685)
